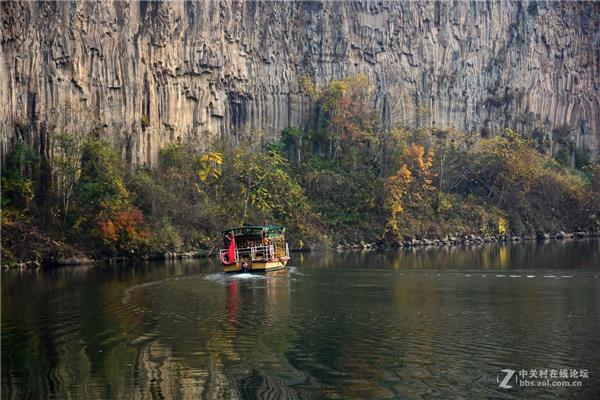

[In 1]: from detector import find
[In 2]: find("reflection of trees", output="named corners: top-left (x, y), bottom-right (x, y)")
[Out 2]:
top-left (130, 340), bottom-right (215, 399)
top-left (223, 275), bottom-right (299, 398)
top-left (296, 240), bottom-right (598, 271)
top-left (122, 273), bottom-right (299, 399)
top-left (2, 260), bottom-right (215, 398)
top-left (2, 267), bottom-right (137, 398)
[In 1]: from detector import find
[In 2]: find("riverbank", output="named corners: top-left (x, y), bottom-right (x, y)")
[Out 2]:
top-left (333, 230), bottom-right (600, 251)
top-left (3, 76), bottom-right (600, 273)
top-left (4, 229), bottom-right (598, 270)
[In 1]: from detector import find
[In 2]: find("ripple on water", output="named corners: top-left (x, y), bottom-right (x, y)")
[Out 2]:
top-left (3, 243), bottom-right (599, 400)
top-left (287, 266), bottom-right (306, 275)
top-left (205, 272), bottom-right (269, 284)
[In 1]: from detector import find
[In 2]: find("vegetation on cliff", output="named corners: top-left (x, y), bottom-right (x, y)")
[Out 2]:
top-left (2, 75), bottom-right (599, 266)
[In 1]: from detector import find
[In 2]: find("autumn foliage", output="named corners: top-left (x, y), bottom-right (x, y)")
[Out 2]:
top-left (72, 137), bottom-right (151, 255)
top-left (384, 144), bottom-right (436, 240)
top-left (97, 208), bottom-right (149, 253)
top-left (2, 74), bottom-right (599, 265)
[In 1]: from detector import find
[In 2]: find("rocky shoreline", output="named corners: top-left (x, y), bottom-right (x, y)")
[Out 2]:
top-left (5, 252), bottom-right (208, 271)
top-left (333, 230), bottom-right (600, 251)
top-left (4, 230), bottom-right (599, 270)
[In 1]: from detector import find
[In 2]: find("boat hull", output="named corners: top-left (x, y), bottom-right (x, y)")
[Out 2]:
top-left (223, 257), bottom-right (289, 273)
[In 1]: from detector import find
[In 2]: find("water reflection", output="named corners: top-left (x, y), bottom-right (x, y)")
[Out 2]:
top-left (297, 239), bottom-right (600, 270)
top-left (2, 241), bottom-right (599, 399)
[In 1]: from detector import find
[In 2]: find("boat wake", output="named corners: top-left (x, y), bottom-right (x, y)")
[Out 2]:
top-left (287, 266), bottom-right (305, 276)
top-left (205, 272), bottom-right (269, 283)
top-left (205, 266), bottom-right (305, 285)
top-left (122, 277), bottom-right (183, 305)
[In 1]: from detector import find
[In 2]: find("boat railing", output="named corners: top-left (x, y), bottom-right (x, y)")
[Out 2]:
top-left (219, 245), bottom-right (275, 262)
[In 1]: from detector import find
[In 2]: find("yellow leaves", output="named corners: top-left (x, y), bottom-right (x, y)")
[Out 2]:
top-left (398, 165), bottom-right (413, 182)
top-left (383, 143), bottom-right (439, 240)
top-left (474, 129), bottom-right (549, 194)
top-left (384, 165), bottom-right (411, 230)
top-left (201, 151), bottom-right (223, 165)
top-left (1, 178), bottom-right (34, 205)
top-left (98, 219), bottom-right (117, 241)
top-left (497, 217), bottom-right (509, 235)
top-left (435, 193), bottom-right (453, 213)
top-left (197, 151), bottom-right (223, 183)
top-left (400, 144), bottom-right (436, 192)
top-left (299, 76), bottom-right (319, 100)
top-left (386, 144), bottom-right (436, 213)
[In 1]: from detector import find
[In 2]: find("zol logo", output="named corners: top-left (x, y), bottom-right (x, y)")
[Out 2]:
top-left (498, 369), bottom-right (516, 389)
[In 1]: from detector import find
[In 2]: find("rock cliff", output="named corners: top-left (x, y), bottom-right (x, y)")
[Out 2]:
top-left (1, 1), bottom-right (599, 165)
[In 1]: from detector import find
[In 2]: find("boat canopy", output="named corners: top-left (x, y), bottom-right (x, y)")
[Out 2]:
top-left (221, 225), bottom-right (285, 238)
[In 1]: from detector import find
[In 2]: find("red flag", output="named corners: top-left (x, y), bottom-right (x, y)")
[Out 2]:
top-left (227, 234), bottom-right (236, 263)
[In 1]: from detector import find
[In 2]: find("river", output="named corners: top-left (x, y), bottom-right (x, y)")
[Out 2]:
top-left (2, 240), bottom-right (599, 399)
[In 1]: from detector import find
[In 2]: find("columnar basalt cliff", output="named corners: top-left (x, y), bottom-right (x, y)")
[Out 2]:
top-left (1, 1), bottom-right (599, 166)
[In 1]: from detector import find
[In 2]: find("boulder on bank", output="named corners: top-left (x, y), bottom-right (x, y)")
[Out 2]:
top-left (537, 232), bottom-right (550, 240)
top-left (55, 257), bottom-right (95, 266)
top-left (555, 231), bottom-right (573, 240)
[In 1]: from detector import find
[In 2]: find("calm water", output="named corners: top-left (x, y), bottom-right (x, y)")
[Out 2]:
top-left (2, 240), bottom-right (600, 399)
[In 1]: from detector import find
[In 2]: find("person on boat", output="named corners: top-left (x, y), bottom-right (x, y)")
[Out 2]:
top-left (260, 231), bottom-right (270, 260)
top-left (242, 259), bottom-right (248, 272)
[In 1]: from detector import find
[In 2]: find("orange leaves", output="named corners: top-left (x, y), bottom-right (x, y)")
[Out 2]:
top-left (115, 208), bottom-right (147, 237)
top-left (98, 219), bottom-right (117, 241)
top-left (402, 143), bottom-right (435, 187)
top-left (387, 165), bottom-right (413, 196)
top-left (96, 207), bottom-right (149, 251)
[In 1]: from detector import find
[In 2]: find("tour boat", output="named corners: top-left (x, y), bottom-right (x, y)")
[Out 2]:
top-left (219, 225), bottom-right (290, 273)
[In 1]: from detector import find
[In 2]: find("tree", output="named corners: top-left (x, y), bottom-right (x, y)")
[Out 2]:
top-left (430, 128), bottom-right (465, 192)
top-left (402, 143), bottom-right (435, 190)
top-left (232, 144), bottom-right (309, 224)
top-left (282, 126), bottom-right (305, 166)
top-left (52, 131), bottom-right (86, 225)
top-left (302, 74), bottom-right (376, 164)
top-left (384, 165), bottom-right (413, 240)
top-left (1, 144), bottom-right (38, 211)
top-left (195, 151), bottom-right (223, 202)
top-left (586, 163), bottom-right (600, 229)
top-left (74, 137), bottom-right (149, 254)
top-left (384, 143), bottom-right (436, 241)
